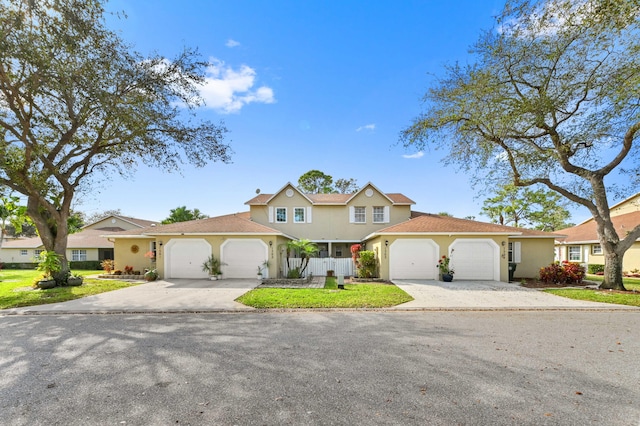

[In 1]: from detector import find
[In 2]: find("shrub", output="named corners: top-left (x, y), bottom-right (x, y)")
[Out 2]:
top-left (588, 264), bottom-right (605, 274)
top-left (539, 261), bottom-right (585, 284)
top-left (124, 265), bottom-right (134, 275)
top-left (100, 259), bottom-right (114, 273)
top-left (356, 250), bottom-right (378, 278)
top-left (70, 260), bottom-right (101, 270)
top-left (113, 270), bottom-right (122, 275)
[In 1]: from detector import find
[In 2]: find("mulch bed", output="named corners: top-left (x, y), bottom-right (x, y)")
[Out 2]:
top-left (519, 278), bottom-right (638, 294)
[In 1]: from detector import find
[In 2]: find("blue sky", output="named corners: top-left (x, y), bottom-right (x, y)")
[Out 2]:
top-left (74, 0), bottom-right (597, 223)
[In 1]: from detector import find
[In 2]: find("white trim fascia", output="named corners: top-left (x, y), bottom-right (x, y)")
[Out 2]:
top-left (555, 239), bottom-right (600, 245)
top-left (345, 182), bottom-right (395, 205)
top-left (138, 232), bottom-right (285, 237)
top-left (84, 215), bottom-right (151, 230)
top-left (509, 235), bottom-right (564, 239)
top-left (99, 234), bottom-right (153, 239)
top-left (264, 182), bottom-right (314, 205)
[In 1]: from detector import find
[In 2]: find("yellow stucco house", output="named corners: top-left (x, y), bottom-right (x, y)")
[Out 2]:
top-left (555, 193), bottom-right (640, 273)
top-left (109, 182), bottom-right (558, 282)
top-left (1, 215), bottom-right (157, 267)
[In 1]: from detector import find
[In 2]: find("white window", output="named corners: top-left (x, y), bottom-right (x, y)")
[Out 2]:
top-left (508, 242), bottom-right (521, 263)
top-left (591, 244), bottom-right (602, 255)
top-left (34, 249), bottom-right (43, 258)
top-left (276, 207), bottom-right (287, 223)
top-left (294, 207), bottom-right (305, 223)
top-left (20, 249), bottom-right (28, 256)
top-left (568, 246), bottom-right (581, 262)
top-left (354, 206), bottom-right (366, 223)
top-left (373, 207), bottom-right (385, 223)
top-left (72, 249), bottom-right (87, 261)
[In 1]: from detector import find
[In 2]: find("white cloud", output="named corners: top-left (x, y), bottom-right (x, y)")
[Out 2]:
top-left (402, 151), bottom-right (424, 159)
top-left (226, 39), bottom-right (240, 48)
top-left (199, 58), bottom-right (275, 113)
top-left (356, 124), bottom-right (376, 132)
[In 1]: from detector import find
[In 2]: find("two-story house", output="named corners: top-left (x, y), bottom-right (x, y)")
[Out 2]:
top-left (109, 182), bottom-right (559, 282)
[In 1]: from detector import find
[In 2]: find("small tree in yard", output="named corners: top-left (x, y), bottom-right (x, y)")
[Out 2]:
top-left (402, 0), bottom-right (640, 290)
top-left (0, 0), bottom-right (231, 281)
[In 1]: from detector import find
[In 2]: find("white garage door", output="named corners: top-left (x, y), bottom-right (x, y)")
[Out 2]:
top-left (221, 239), bottom-right (267, 278)
top-left (165, 239), bottom-right (211, 279)
top-left (450, 239), bottom-right (499, 280)
top-left (389, 239), bottom-right (438, 280)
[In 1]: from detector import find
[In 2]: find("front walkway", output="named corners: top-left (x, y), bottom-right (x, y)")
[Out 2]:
top-left (5, 278), bottom-right (262, 314)
top-left (391, 279), bottom-right (638, 310)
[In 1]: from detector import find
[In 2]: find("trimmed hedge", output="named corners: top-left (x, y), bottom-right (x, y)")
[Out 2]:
top-left (1, 261), bottom-right (101, 270)
top-left (587, 264), bottom-right (605, 274)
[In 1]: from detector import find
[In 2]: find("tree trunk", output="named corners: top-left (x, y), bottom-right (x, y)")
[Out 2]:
top-left (600, 251), bottom-right (626, 291)
top-left (27, 196), bottom-right (71, 283)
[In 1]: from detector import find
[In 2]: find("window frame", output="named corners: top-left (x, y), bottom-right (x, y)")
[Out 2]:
top-left (275, 207), bottom-right (287, 223)
top-left (372, 206), bottom-right (385, 223)
top-left (591, 244), bottom-right (602, 255)
top-left (353, 206), bottom-right (366, 223)
top-left (568, 245), bottom-right (582, 262)
top-left (293, 207), bottom-right (305, 223)
top-left (20, 249), bottom-right (28, 256)
top-left (72, 249), bottom-right (87, 261)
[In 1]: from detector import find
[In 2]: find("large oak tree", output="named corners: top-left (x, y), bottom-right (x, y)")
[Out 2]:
top-left (0, 0), bottom-right (231, 281)
top-left (402, 0), bottom-right (640, 290)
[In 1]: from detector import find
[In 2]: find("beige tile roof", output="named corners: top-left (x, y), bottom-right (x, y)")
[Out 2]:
top-left (556, 211), bottom-right (640, 243)
top-left (3, 229), bottom-right (116, 249)
top-left (374, 212), bottom-right (558, 237)
top-left (111, 212), bottom-right (281, 236)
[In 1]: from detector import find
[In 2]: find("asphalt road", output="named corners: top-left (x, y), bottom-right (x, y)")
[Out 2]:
top-left (1, 311), bottom-right (639, 425)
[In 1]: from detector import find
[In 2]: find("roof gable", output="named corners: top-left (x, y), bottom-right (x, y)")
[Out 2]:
top-left (556, 210), bottom-right (640, 243)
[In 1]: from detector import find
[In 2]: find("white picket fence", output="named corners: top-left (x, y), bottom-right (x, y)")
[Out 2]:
top-left (281, 257), bottom-right (354, 277)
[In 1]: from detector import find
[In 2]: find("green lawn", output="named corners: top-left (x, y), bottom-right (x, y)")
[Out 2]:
top-left (544, 274), bottom-right (640, 307)
top-left (0, 269), bottom-right (141, 309)
top-left (236, 277), bottom-right (413, 309)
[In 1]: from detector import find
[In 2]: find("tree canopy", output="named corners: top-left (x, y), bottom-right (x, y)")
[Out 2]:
top-left (481, 185), bottom-right (573, 231)
top-left (162, 206), bottom-right (209, 224)
top-left (401, 0), bottom-right (640, 290)
top-left (297, 170), bottom-right (359, 194)
top-left (0, 0), bottom-right (231, 279)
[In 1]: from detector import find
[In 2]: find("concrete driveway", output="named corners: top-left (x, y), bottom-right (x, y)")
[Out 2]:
top-left (391, 279), bottom-right (637, 310)
top-left (6, 278), bottom-right (261, 314)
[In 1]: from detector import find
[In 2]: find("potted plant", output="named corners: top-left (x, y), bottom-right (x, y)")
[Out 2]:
top-left (35, 250), bottom-right (62, 289)
top-left (144, 268), bottom-right (158, 281)
top-left (202, 254), bottom-right (221, 280)
top-left (256, 266), bottom-right (263, 281)
top-left (67, 273), bottom-right (84, 286)
top-left (437, 253), bottom-right (454, 282)
top-left (257, 260), bottom-right (269, 281)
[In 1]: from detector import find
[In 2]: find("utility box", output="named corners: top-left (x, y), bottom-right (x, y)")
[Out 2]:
top-left (337, 274), bottom-right (345, 289)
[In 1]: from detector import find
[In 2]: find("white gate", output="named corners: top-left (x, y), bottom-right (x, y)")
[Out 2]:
top-left (281, 257), bottom-right (354, 277)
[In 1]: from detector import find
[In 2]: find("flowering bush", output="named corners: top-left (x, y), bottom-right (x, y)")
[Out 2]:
top-left (539, 261), bottom-right (585, 284)
top-left (437, 254), bottom-right (454, 275)
top-left (124, 265), bottom-right (134, 275)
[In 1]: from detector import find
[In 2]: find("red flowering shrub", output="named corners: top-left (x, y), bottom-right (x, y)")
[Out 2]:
top-left (124, 265), bottom-right (134, 275)
top-left (539, 261), bottom-right (585, 284)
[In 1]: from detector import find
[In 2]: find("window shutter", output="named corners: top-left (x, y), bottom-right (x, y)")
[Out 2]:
top-left (268, 206), bottom-right (274, 223)
top-left (383, 206), bottom-right (390, 223)
top-left (349, 206), bottom-right (355, 223)
top-left (514, 242), bottom-right (521, 263)
top-left (307, 206), bottom-right (312, 223)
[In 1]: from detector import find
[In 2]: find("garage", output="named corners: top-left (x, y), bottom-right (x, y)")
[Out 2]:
top-left (164, 238), bottom-right (211, 279)
top-left (450, 239), bottom-right (499, 280)
top-left (221, 239), bottom-right (268, 278)
top-left (389, 238), bottom-right (438, 280)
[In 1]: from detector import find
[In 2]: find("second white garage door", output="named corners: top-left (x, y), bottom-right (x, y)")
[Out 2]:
top-left (450, 239), bottom-right (499, 280)
top-left (221, 239), bottom-right (268, 278)
top-left (389, 239), bottom-right (438, 280)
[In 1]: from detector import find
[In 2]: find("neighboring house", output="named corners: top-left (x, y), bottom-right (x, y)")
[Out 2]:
top-left (109, 182), bottom-right (559, 281)
top-left (1, 215), bottom-right (157, 266)
top-left (555, 193), bottom-right (640, 272)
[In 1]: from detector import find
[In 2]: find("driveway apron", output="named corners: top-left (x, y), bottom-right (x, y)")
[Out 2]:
top-left (391, 279), bottom-right (637, 310)
top-left (6, 278), bottom-right (261, 314)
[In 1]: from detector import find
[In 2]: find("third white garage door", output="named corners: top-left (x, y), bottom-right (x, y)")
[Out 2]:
top-left (450, 239), bottom-right (499, 280)
top-left (221, 239), bottom-right (268, 278)
top-left (389, 239), bottom-right (438, 280)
